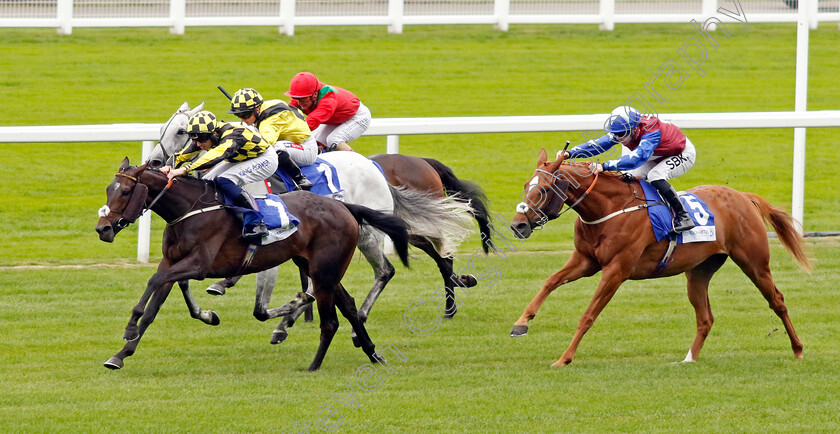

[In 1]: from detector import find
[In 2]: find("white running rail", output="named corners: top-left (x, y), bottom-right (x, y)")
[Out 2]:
top-left (2, 110), bottom-right (838, 262)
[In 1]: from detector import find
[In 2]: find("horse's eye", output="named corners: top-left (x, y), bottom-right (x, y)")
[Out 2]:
top-left (121, 190), bottom-right (131, 196)
top-left (177, 128), bottom-right (186, 135)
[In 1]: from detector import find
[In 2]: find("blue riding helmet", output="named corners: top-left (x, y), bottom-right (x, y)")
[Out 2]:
top-left (605, 106), bottom-right (642, 134)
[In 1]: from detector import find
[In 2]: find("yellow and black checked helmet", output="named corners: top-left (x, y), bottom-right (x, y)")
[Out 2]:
top-left (228, 88), bottom-right (264, 115)
top-left (187, 110), bottom-right (218, 134)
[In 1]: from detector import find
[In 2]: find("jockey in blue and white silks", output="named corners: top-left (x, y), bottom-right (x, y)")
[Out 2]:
top-left (558, 106), bottom-right (697, 234)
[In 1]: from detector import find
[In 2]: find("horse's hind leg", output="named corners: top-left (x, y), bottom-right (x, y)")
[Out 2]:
top-left (511, 251), bottom-right (599, 337)
top-left (206, 275), bottom-right (242, 296)
top-left (335, 283), bottom-right (381, 362)
top-left (308, 287), bottom-right (339, 372)
top-left (356, 229), bottom-right (395, 323)
top-left (179, 280), bottom-right (220, 326)
top-left (409, 235), bottom-right (474, 319)
top-left (682, 254), bottom-right (727, 362)
top-left (730, 248), bottom-right (804, 359)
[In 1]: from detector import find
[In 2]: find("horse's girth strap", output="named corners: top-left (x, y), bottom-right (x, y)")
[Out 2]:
top-left (578, 202), bottom-right (659, 225)
top-left (168, 205), bottom-right (225, 225)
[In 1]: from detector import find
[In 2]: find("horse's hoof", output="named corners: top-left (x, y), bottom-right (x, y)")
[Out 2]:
top-left (208, 311), bottom-right (221, 326)
top-left (104, 357), bottom-right (123, 370)
top-left (271, 329), bottom-right (288, 345)
top-left (510, 325), bottom-right (528, 337)
top-left (351, 334), bottom-right (361, 348)
top-left (206, 284), bottom-right (226, 296)
top-left (551, 358), bottom-right (572, 367)
top-left (123, 332), bottom-right (139, 342)
top-left (443, 308), bottom-right (457, 319)
top-left (459, 274), bottom-right (478, 287)
top-left (369, 352), bottom-right (386, 364)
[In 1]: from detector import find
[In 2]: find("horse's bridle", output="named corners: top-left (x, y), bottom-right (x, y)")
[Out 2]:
top-left (98, 172), bottom-right (173, 229)
top-left (155, 110), bottom-right (191, 164)
top-left (517, 165), bottom-right (600, 230)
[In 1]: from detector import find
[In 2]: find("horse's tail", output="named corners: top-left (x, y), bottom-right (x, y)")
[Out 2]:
top-left (744, 192), bottom-right (812, 272)
top-left (342, 203), bottom-right (410, 268)
top-left (388, 184), bottom-right (475, 258)
top-left (422, 157), bottom-right (494, 254)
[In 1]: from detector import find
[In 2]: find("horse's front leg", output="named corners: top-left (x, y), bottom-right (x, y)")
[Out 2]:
top-left (105, 280), bottom-right (175, 369)
top-left (554, 263), bottom-right (628, 367)
top-left (105, 255), bottom-right (212, 370)
top-left (179, 280), bottom-right (220, 326)
top-left (511, 251), bottom-right (598, 337)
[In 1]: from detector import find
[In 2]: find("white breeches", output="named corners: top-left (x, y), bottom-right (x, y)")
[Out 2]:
top-left (627, 137), bottom-right (696, 182)
top-left (311, 102), bottom-right (372, 149)
top-left (201, 146), bottom-right (279, 186)
top-left (277, 136), bottom-right (318, 166)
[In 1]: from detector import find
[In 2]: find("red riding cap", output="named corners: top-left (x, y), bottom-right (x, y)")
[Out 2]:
top-left (285, 72), bottom-right (320, 98)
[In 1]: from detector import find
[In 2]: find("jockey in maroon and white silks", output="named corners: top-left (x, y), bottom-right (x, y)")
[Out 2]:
top-left (559, 106), bottom-right (697, 233)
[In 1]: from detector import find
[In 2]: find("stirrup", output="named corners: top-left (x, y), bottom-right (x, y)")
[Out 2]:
top-left (671, 214), bottom-right (696, 234)
top-left (294, 177), bottom-right (313, 191)
top-left (242, 222), bottom-right (268, 240)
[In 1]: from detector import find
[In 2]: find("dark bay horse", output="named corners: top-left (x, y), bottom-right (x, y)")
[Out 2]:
top-left (95, 158), bottom-right (410, 371)
top-left (509, 148), bottom-right (811, 366)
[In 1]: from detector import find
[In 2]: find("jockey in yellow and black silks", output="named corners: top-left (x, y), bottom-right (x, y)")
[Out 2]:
top-left (229, 87), bottom-right (315, 191)
top-left (163, 110), bottom-right (278, 239)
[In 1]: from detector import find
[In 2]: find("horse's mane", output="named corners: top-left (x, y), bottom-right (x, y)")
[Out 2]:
top-left (137, 165), bottom-right (216, 191)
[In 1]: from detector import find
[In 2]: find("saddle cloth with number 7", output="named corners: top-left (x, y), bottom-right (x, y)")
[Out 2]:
top-left (639, 180), bottom-right (717, 244)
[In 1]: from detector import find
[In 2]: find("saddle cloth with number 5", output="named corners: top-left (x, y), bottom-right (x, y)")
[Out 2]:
top-left (639, 180), bottom-right (716, 244)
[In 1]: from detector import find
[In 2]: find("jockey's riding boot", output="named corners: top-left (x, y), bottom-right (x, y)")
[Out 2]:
top-left (277, 150), bottom-right (312, 191)
top-left (650, 179), bottom-right (696, 234)
top-left (231, 192), bottom-right (269, 240)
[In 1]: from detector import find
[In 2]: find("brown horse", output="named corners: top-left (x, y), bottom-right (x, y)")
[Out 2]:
top-left (369, 153), bottom-right (494, 312)
top-left (95, 157), bottom-right (410, 371)
top-left (509, 148), bottom-right (811, 366)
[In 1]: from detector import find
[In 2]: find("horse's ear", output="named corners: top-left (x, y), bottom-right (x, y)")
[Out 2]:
top-left (178, 101), bottom-right (190, 112)
top-left (538, 148), bottom-right (548, 165)
top-left (120, 157), bottom-right (130, 171)
top-left (189, 102), bottom-right (205, 116)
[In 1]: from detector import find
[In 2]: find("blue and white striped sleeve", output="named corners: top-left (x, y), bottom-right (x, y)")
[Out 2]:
top-left (602, 131), bottom-right (661, 171)
top-left (567, 134), bottom-right (615, 160)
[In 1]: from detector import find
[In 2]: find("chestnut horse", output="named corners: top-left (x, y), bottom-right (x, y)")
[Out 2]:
top-left (95, 158), bottom-right (410, 371)
top-left (509, 149), bottom-right (811, 366)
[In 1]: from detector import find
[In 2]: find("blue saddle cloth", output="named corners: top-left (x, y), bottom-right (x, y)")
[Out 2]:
top-left (277, 157), bottom-right (343, 198)
top-left (639, 180), bottom-right (716, 243)
top-left (226, 193), bottom-right (299, 232)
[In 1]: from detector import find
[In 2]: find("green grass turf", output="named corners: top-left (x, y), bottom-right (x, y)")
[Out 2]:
top-left (0, 23), bottom-right (838, 432)
top-left (1, 240), bottom-right (838, 432)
